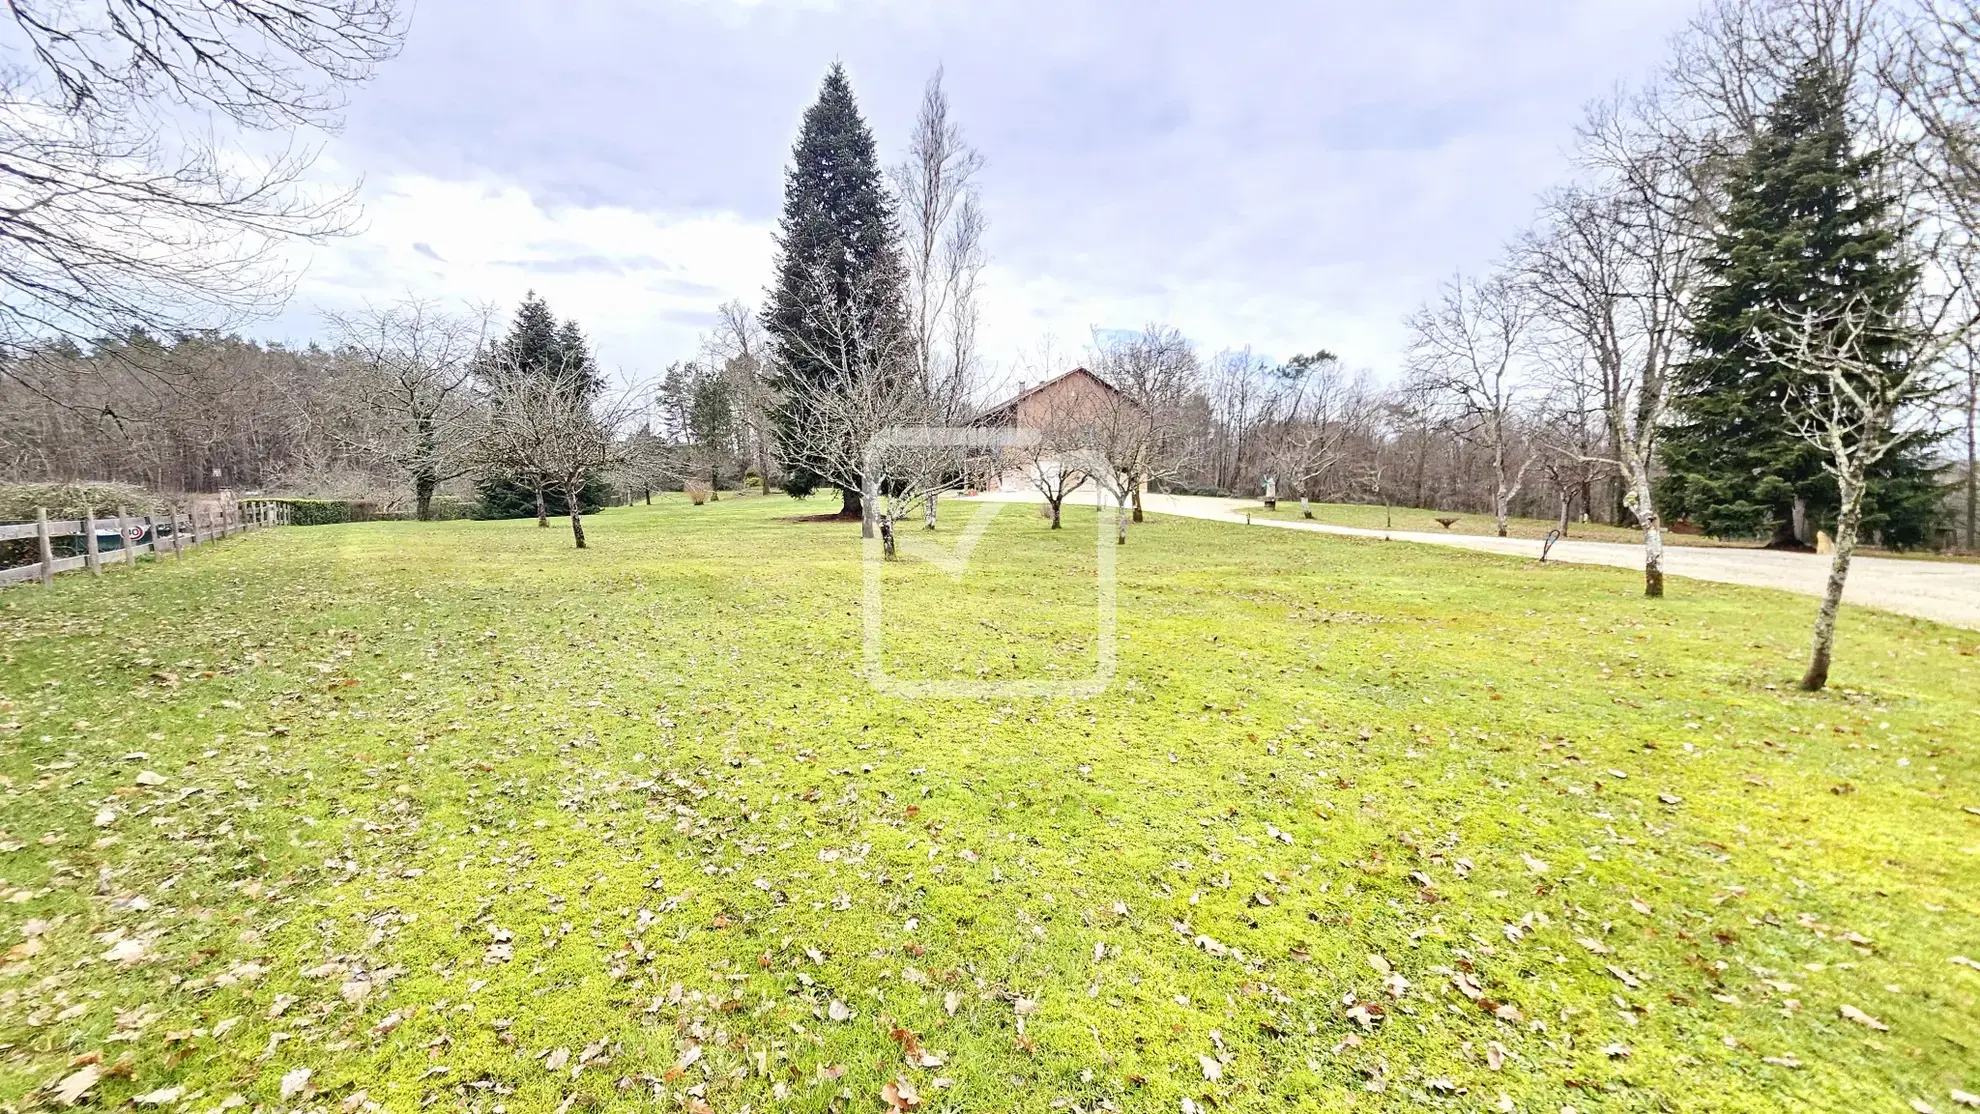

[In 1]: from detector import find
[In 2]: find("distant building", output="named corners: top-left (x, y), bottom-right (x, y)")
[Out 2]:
top-left (969, 368), bottom-right (1143, 494)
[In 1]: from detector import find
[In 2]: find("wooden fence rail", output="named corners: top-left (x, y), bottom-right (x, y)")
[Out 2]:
top-left (0, 500), bottom-right (291, 588)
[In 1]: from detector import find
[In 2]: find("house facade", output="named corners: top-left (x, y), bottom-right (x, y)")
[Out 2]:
top-left (968, 368), bottom-right (1143, 495)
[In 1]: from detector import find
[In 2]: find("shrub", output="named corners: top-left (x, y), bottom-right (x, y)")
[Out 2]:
top-left (685, 480), bottom-right (711, 506)
top-left (0, 480), bottom-right (158, 521)
top-left (474, 474), bottom-right (610, 520)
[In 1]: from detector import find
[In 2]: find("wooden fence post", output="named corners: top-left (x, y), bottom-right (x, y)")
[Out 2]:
top-left (141, 510), bottom-right (155, 558)
top-left (36, 507), bottom-right (54, 586)
top-left (169, 505), bottom-right (184, 560)
top-left (116, 506), bottom-right (134, 566)
top-left (84, 509), bottom-right (101, 576)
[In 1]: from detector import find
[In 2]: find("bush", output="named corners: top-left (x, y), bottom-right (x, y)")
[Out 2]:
top-left (685, 480), bottom-right (711, 506)
top-left (474, 474), bottom-right (610, 520)
top-left (426, 496), bottom-right (478, 521)
top-left (0, 480), bottom-right (158, 521)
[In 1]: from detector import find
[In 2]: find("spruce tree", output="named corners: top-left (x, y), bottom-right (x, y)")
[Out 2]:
top-left (554, 318), bottom-right (604, 397)
top-left (1661, 61), bottom-right (1940, 548)
top-left (498, 292), bottom-right (563, 376)
top-left (762, 63), bottom-right (906, 516)
top-left (475, 292), bottom-right (610, 518)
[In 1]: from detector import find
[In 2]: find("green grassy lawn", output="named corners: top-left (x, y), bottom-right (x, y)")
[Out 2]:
top-left (2, 498), bottom-right (1977, 1113)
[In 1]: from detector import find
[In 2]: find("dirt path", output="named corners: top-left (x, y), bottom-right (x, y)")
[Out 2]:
top-left (960, 489), bottom-right (1980, 632)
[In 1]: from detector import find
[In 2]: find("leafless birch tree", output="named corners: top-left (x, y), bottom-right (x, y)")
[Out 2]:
top-left (1762, 273), bottom-right (1977, 690)
top-left (892, 69), bottom-right (987, 530)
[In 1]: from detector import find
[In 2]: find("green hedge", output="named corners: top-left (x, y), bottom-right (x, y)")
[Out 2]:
top-left (241, 498), bottom-right (379, 526)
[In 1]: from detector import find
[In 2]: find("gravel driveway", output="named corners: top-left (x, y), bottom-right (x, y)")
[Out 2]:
top-left (961, 489), bottom-right (1980, 632)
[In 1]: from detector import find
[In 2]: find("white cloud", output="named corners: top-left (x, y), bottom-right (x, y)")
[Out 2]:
top-left (284, 172), bottom-right (776, 378)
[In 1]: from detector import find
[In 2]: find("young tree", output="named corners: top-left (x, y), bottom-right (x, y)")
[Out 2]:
top-left (1013, 394), bottom-right (1094, 531)
top-left (320, 298), bottom-right (492, 520)
top-left (1405, 271), bottom-right (1538, 537)
top-left (475, 293), bottom-right (608, 520)
top-left (1088, 325), bottom-right (1203, 536)
top-left (473, 366), bottom-right (637, 549)
top-left (1521, 89), bottom-right (1710, 595)
top-left (771, 253), bottom-right (930, 540)
top-left (763, 64), bottom-right (909, 522)
top-left (1762, 277), bottom-right (1975, 690)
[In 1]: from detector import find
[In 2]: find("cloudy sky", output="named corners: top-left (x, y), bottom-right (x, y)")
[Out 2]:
top-left (268, 0), bottom-right (1702, 394)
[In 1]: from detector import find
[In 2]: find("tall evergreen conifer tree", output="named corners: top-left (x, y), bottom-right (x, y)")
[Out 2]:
top-left (762, 64), bottom-right (907, 516)
top-left (1661, 61), bottom-right (1940, 548)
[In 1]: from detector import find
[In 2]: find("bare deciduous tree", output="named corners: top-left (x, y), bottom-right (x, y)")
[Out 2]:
top-left (1087, 325), bottom-right (1203, 538)
top-left (893, 68), bottom-right (986, 413)
top-left (892, 68), bottom-right (986, 530)
top-left (0, 0), bottom-right (406, 359)
top-left (472, 365), bottom-right (639, 549)
top-left (772, 261), bottom-right (928, 539)
top-left (1762, 272), bottom-right (1977, 690)
top-left (320, 298), bottom-right (492, 520)
top-left (1520, 89), bottom-right (1710, 595)
top-left (1406, 272), bottom-right (1539, 538)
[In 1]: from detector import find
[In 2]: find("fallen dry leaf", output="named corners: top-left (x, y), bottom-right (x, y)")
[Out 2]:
top-left (1839, 1004), bottom-right (1889, 1031)
top-left (50, 1064), bottom-right (101, 1106)
top-left (881, 1078), bottom-right (921, 1110)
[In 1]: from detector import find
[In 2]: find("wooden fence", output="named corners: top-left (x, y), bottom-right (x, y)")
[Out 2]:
top-left (0, 501), bottom-right (291, 588)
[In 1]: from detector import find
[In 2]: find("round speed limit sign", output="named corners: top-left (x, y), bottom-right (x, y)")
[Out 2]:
top-left (123, 524), bottom-right (146, 542)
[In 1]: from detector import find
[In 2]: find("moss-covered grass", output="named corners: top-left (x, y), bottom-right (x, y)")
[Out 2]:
top-left (2, 497), bottom-right (1976, 1113)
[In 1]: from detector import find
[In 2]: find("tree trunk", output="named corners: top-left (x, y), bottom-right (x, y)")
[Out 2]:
top-left (755, 432), bottom-right (774, 499)
top-left (569, 503), bottom-right (587, 549)
top-left (1116, 491), bottom-right (1128, 545)
top-left (1765, 515), bottom-right (1801, 549)
top-left (1966, 368), bottom-right (1976, 550)
top-left (1800, 481), bottom-right (1863, 693)
top-left (534, 482), bottom-right (549, 528)
top-left (853, 481), bottom-right (874, 538)
top-left (1131, 483), bottom-right (1144, 524)
top-left (1300, 496), bottom-right (1312, 520)
top-left (925, 492), bottom-right (938, 530)
top-left (1557, 491), bottom-right (1570, 536)
top-left (415, 472), bottom-right (438, 522)
top-left (644, 488), bottom-right (652, 505)
top-left (839, 485), bottom-right (868, 530)
top-left (880, 510), bottom-right (896, 557)
top-left (1624, 466), bottom-right (1665, 599)
top-left (1049, 497), bottom-right (1063, 529)
top-left (710, 467), bottom-right (720, 502)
